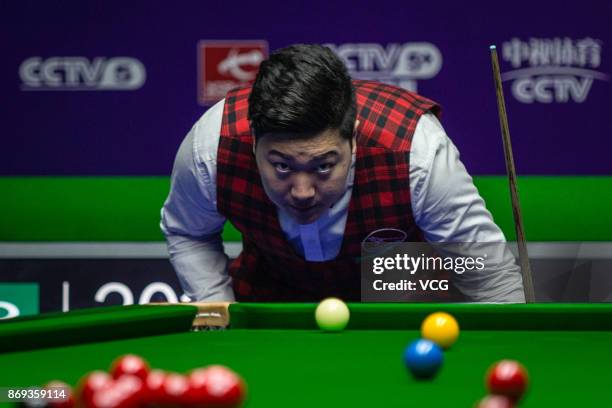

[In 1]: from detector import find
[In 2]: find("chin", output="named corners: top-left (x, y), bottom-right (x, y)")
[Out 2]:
top-left (295, 211), bottom-right (323, 225)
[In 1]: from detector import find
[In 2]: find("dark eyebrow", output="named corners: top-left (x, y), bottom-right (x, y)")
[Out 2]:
top-left (268, 150), bottom-right (292, 160)
top-left (267, 150), bottom-right (339, 161)
top-left (313, 151), bottom-right (339, 160)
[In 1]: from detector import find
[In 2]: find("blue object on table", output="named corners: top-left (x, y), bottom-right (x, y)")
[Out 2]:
top-left (403, 339), bottom-right (443, 379)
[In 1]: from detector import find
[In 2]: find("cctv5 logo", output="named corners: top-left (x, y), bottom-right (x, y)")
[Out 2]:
top-left (218, 49), bottom-right (264, 81)
top-left (501, 37), bottom-right (609, 103)
top-left (325, 43), bottom-right (442, 92)
top-left (19, 57), bottom-right (146, 91)
top-left (198, 40), bottom-right (268, 105)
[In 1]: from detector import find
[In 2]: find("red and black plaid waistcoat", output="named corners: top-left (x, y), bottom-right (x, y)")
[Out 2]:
top-left (217, 80), bottom-right (446, 301)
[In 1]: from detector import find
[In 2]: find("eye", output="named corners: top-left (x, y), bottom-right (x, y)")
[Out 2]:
top-left (273, 162), bottom-right (291, 173)
top-left (316, 163), bottom-right (334, 174)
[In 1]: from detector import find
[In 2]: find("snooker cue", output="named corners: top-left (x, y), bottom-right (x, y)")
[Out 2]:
top-left (489, 45), bottom-right (536, 303)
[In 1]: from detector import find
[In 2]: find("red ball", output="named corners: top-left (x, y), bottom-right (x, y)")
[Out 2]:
top-left (109, 354), bottom-right (150, 381)
top-left (486, 360), bottom-right (528, 401)
top-left (475, 395), bottom-right (515, 408)
top-left (143, 369), bottom-right (168, 405)
top-left (77, 371), bottom-right (114, 407)
top-left (113, 375), bottom-right (145, 407)
top-left (184, 367), bottom-right (211, 405)
top-left (160, 372), bottom-right (191, 405)
top-left (190, 365), bottom-right (246, 407)
top-left (90, 385), bottom-right (133, 408)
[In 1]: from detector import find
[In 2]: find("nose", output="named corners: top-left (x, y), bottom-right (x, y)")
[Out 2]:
top-left (290, 173), bottom-right (315, 203)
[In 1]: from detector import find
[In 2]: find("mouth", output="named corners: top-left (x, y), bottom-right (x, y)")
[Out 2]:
top-left (290, 204), bottom-right (318, 214)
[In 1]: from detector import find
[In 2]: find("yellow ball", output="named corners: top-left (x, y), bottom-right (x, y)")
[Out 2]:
top-left (421, 312), bottom-right (459, 349)
top-left (315, 298), bottom-right (350, 332)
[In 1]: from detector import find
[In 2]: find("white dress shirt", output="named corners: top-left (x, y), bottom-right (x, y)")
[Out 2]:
top-left (160, 100), bottom-right (525, 303)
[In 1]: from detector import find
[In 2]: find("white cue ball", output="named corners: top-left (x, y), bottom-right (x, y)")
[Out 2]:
top-left (315, 298), bottom-right (350, 331)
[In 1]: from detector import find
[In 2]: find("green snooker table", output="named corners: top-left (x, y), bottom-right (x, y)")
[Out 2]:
top-left (1, 303), bottom-right (612, 407)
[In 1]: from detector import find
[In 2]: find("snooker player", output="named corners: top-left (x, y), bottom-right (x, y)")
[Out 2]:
top-left (160, 44), bottom-right (525, 303)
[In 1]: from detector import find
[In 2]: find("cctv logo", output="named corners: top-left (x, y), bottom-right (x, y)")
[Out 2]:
top-left (19, 57), bottom-right (146, 91)
top-left (325, 43), bottom-right (442, 92)
top-left (501, 37), bottom-right (609, 103)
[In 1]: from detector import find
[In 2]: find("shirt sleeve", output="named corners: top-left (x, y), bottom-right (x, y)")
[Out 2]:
top-left (409, 112), bottom-right (526, 303)
top-left (160, 99), bottom-right (235, 301)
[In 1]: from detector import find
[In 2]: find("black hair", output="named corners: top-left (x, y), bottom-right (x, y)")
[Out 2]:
top-left (248, 44), bottom-right (356, 142)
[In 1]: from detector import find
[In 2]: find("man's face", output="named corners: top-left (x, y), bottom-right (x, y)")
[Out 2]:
top-left (254, 128), bottom-right (356, 224)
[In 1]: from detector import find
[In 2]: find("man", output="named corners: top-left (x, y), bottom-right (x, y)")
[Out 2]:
top-left (161, 44), bottom-right (525, 303)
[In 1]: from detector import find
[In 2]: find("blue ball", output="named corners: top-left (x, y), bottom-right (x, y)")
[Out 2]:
top-left (403, 339), bottom-right (443, 379)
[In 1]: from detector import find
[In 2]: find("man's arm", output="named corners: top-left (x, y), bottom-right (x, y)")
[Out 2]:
top-left (160, 100), bottom-right (235, 301)
top-left (410, 112), bottom-right (525, 303)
